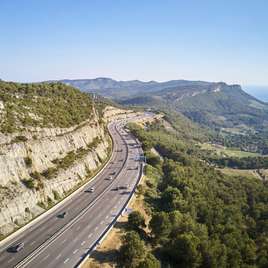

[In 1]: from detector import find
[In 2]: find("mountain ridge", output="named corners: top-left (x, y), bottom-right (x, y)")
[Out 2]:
top-left (56, 77), bottom-right (268, 132)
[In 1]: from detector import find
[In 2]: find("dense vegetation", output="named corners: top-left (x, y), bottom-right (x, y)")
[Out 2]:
top-left (208, 155), bottom-right (268, 170)
top-left (212, 130), bottom-right (268, 155)
top-left (121, 122), bottom-right (268, 268)
top-left (0, 81), bottom-right (93, 133)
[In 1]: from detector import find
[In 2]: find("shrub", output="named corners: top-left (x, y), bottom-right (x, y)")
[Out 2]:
top-left (128, 211), bottom-right (146, 232)
top-left (24, 156), bottom-right (32, 167)
top-left (52, 190), bottom-right (61, 201)
top-left (12, 135), bottom-right (28, 143)
top-left (30, 171), bottom-right (41, 180)
top-left (22, 178), bottom-right (35, 189)
top-left (42, 167), bottom-right (57, 179)
top-left (25, 207), bottom-right (30, 213)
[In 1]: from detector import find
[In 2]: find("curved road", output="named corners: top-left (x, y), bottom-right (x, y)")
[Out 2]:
top-left (0, 115), bottom-right (145, 268)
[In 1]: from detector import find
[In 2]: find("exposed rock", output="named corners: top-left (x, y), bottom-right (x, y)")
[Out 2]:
top-left (0, 112), bottom-right (110, 236)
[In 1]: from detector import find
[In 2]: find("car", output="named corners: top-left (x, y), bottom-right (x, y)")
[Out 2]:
top-left (58, 211), bottom-right (67, 218)
top-left (112, 186), bottom-right (119, 191)
top-left (9, 242), bottom-right (24, 252)
top-left (108, 176), bottom-right (113, 180)
top-left (89, 187), bottom-right (95, 192)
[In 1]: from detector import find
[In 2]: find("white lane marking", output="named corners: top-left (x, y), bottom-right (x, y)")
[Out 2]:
top-left (7, 257), bottom-right (14, 263)
top-left (56, 254), bottom-right (62, 260)
top-left (73, 249), bottom-right (79, 254)
top-left (88, 233), bottom-right (92, 238)
top-left (30, 240), bottom-right (36, 246)
top-left (81, 241), bottom-right (86, 246)
top-left (42, 254), bottom-right (50, 262)
top-left (61, 239), bottom-right (67, 245)
top-left (64, 258), bottom-right (69, 264)
top-left (95, 226), bottom-right (98, 231)
top-left (105, 215), bottom-right (108, 219)
top-left (100, 221), bottom-right (104, 225)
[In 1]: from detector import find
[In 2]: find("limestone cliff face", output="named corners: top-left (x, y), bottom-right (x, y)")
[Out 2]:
top-left (102, 106), bottom-right (142, 122)
top-left (0, 110), bottom-right (110, 236)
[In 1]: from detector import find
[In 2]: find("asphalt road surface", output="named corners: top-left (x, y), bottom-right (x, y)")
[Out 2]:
top-left (0, 115), bottom-right (145, 268)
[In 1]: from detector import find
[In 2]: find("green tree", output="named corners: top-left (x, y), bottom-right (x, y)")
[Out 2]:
top-left (138, 253), bottom-right (160, 268)
top-left (166, 232), bottom-right (202, 268)
top-left (118, 231), bottom-right (146, 268)
top-left (128, 211), bottom-right (146, 232)
top-left (149, 212), bottom-right (171, 242)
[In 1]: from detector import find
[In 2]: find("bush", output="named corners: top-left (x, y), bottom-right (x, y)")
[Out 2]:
top-left (52, 190), bottom-right (61, 201)
top-left (118, 231), bottom-right (146, 268)
top-left (42, 167), bottom-right (57, 179)
top-left (30, 171), bottom-right (41, 180)
top-left (22, 178), bottom-right (35, 189)
top-left (128, 211), bottom-right (146, 232)
top-left (24, 156), bottom-right (32, 167)
top-left (12, 135), bottom-right (28, 143)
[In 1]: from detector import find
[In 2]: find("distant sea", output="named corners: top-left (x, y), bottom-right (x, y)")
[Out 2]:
top-left (244, 86), bottom-right (268, 102)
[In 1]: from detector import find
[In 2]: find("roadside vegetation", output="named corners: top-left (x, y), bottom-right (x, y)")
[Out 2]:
top-left (120, 121), bottom-right (268, 268)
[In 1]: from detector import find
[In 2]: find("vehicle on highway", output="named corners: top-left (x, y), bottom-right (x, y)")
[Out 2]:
top-left (112, 186), bottom-right (119, 191)
top-left (9, 242), bottom-right (24, 253)
top-left (108, 176), bottom-right (113, 180)
top-left (58, 211), bottom-right (67, 218)
top-left (119, 185), bottom-right (128, 190)
top-left (89, 187), bottom-right (95, 192)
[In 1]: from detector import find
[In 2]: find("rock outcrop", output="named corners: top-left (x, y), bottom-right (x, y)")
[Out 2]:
top-left (0, 109), bottom-right (110, 236)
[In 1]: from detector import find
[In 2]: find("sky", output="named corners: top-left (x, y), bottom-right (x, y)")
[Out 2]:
top-left (1, 0), bottom-right (268, 95)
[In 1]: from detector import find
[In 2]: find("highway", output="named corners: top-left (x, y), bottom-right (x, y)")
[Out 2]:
top-left (0, 115), bottom-right (144, 268)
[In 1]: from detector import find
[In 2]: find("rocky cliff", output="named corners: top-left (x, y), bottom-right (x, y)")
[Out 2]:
top-left (0, 110), bottom-right (110, 236)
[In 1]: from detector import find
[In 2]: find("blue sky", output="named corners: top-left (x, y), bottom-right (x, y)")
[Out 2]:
top-left (1, 0), bottom-right (268, 92)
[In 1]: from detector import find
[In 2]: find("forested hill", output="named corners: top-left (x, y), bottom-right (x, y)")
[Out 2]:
top-left (0, 81), bottom-right (94, 133)
top-left (122, 122), bottom-right (268, 268)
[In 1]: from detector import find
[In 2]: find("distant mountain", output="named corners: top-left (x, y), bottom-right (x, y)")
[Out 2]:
top-left (59, 78), bottom-right (268, 131)
top-left (59, 78), bottom-right (213, 100)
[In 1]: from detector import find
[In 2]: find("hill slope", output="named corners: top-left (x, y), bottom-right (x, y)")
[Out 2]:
top-left (122, 82), bottom-right (268, 130)
top-left (60, 78), bottom-right (268, 131)
top-left (0, 81), bottom-right (94, 133)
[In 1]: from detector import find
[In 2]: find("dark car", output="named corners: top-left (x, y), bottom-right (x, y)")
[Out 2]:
top-left (58, 211), bottom-right (67, 218)
top-left (9, 242), bottom-right (24, 253)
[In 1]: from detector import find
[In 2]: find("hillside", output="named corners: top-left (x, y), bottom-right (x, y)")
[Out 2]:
top-left (0, 81), bottom-right (109, 237)
top-left (121, 82), bottom-right (268, 130)
top-left (60, 78), bottom-right (268, 131)
top-left (60, 78), bottom-right (213, 100)
top-left (0, 81), bottom-right (95, 133)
